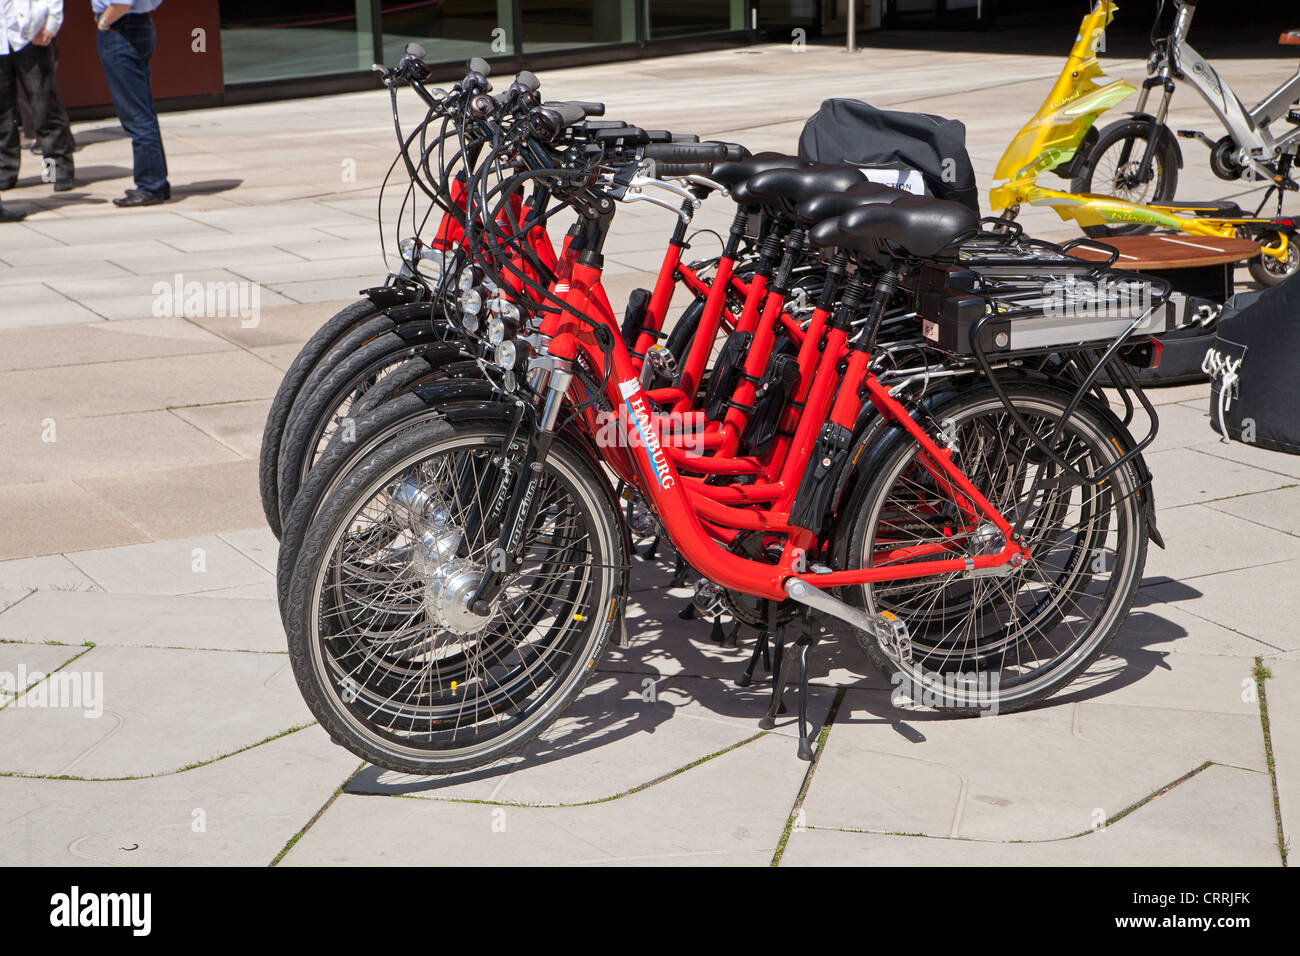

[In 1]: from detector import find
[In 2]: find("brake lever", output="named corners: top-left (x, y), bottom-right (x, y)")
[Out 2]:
top-left (676, 173), bottom-right (728, 197)
top-left (627, 171), bottom-right (701, 208)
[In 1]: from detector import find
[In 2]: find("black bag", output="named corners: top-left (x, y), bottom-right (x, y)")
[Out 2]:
top-left (798, 98), bottom-right (980, 215)
top-left (1204, 275), bottom-right (1300, 454)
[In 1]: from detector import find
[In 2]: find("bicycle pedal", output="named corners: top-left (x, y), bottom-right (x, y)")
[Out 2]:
top-left (874, 611), bottom-right (913, 665)
top-left (692, 578), bottom-right (726, 618)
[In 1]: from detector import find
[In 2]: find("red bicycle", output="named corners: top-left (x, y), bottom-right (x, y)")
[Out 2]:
top-left (278, 55), bottom-right (1172, 774)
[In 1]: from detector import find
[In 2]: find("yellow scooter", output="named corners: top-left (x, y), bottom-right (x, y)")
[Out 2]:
top-left (991, 1), bottom-right (1297, 286)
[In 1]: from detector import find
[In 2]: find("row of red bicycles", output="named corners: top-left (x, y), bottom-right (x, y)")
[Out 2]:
top-left (264, 49), bottom-right (1185, 773)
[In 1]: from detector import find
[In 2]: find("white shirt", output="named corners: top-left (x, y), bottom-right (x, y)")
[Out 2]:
top-left (0, 1), bottom-right (64, 56)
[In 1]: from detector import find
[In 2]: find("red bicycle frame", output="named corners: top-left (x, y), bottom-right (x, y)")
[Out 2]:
top-left (541, 254), bottom-right (1030, 603)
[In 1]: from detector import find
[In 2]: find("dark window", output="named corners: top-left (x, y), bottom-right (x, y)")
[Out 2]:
top-left (519, 1), bottom-right (635, 53)
top-left (648, 0), bottom-right (743, 40)
top-left (380, 1), bottom-right (504, 66)
top-left (219, 0), bottom-right (375, 85)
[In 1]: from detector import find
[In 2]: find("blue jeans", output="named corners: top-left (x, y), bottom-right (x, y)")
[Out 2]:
top-left (96, 15), bottom-right (169, 197)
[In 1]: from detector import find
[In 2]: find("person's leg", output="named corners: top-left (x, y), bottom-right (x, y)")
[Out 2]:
top-left (13, 42), bottom-right (74, 187)
top-left (16, 80), bottom-right (37, 147)
top-left (96, 20), bottom-right (168, 199)
top-left (0, 54), bottom-right (20, 188)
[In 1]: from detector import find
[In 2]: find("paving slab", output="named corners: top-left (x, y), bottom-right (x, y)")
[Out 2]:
top-left (0, 410), bottom-right (240, 485)
top-left (167, 400), bottom-right (269, 461)
top-left (216, 528), bottom-right (281, 575)
top-left (0, 644), bottom-right (307, 778)
top-left (1143, 562), bottom-right (1300, 652)
top-left (348, 671), bottom-right (832, 806)
top-left (1116, 600), bottom-right (1281, 658)
top-left (77, 459), bottom-right (267, 542)
top-left (0, 317), bottom-right (233, 374)
top-left (0, 554), bottom-right (102, 593)
top-left (781, 764), bottom-right (1278, 866)
top-left (1143, 502), bottom-right (1300, 584)
top-left (803, 647), bottom-right (1263, 844)
top-left (185, 299), bottom-right (359, 350)
top-left (283, 732), bottom-right (804, 866)
top-left (1208, 484), bottom-right (1300, 539)
top-left (1145, 446), bottom-right (1294, 509)
top-left (0, 480), bottom-right (148, 561)
top-left (0, 729), bottom-right (358, 866)
top-left (0, 643), bottom-right (88, 699)
top-left (0, 589), bottom-right (282, 652)
top-left (63, 536), bottom-right (271, 596)
top-left (1261, 661), bottom-right (1298, 857)
top-left (1, 351), bottom-right (284, 425)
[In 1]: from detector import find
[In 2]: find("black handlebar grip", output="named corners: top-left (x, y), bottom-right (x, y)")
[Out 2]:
top-left (653, 162), bottom-right (720, 178)
top-left (644, 142), bottom-right (730, 167)
top-left (550, 102), bottom-right (588, 127)
top-left (405, 42), bottom-right (427, 60)
top-left (514, 70), bottom-right (540, 92)
top-left (593, 126), bottom-right (649, 146)
top-left (671, 133), bottom-right (702, 144)
top-left (644, 130), bottom-right (675, 143)
top-left (468, 56), bottom-right (491, 77)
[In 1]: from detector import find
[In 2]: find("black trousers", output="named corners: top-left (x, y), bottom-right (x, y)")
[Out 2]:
top-left (0, 41), bottom-right (75, 184)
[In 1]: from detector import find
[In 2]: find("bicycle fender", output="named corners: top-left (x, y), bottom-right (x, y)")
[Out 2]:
top-left (361, 275), bottom-right (428, 307)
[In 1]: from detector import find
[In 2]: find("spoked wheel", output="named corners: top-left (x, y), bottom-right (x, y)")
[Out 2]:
top-left (842, 384), bottom-right (1148, 714)
top-left (1247, 230), bottom-right (1300, 287)
top-left (284, 420), bottom-right (626, 774)
top-left (1073, 119), bottom-right (1179, 238)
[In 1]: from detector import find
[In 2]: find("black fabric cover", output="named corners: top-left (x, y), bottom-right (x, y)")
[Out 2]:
top-left (798, 98), bottom-right (980, 216)
top-left (1204, 275), bottom-right (1300, 454)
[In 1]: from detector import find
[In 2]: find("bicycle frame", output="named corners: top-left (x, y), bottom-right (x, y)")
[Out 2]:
top-left (1155, 0), bottom-right (1300, 178)
top-left (541, 251), bottom-right (1029, 602)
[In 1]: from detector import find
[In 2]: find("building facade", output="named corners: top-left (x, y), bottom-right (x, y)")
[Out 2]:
top-left (61, 1), bottom-right (996, 115)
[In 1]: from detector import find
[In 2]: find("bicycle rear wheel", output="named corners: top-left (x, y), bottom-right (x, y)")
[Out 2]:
top-left (840, 384), bottom-right (1148, 714)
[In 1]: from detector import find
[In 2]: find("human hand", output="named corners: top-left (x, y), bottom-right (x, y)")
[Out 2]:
top-left (33, 29), bottom-right (55, 45)
top-left (97, 17), bottom-right (110, 31)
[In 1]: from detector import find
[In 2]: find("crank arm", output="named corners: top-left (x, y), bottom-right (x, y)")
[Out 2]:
top-left (783, 577), bottom-right (914, 665)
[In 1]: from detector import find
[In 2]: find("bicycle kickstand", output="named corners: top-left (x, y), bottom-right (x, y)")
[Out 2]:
top-left (736, 600), bottom-right (773, 687)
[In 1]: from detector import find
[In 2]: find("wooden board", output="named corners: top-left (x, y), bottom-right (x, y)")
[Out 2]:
top-left (1069, 234), bottom-right (1261, 271)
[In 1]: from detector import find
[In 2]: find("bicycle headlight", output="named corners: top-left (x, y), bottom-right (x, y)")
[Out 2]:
top-left (494, 340), bottom-right (517, 371)
top-left (420, 247), bottom-right (445, 284)
top-left (459, 288), bottom-right (482, 316)
top-left (486, 316), bottom-right (505, 346)
top-left (492, 298), bottom-right (520, 325)
top-left (399, 237), bottom-right (420, 266)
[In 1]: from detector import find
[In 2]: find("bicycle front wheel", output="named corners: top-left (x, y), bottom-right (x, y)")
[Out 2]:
top-left (283, 420), bottom-right (627, 774)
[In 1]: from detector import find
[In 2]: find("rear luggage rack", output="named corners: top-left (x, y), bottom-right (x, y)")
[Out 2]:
top-left (913, 234), bottom-right (1187, 506)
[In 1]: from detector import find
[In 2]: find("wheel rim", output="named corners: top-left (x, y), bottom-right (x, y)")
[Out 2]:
top-left (307, 429), bottom-right (613, 760)
top-left (1091, 136), bottom-right (1164, 207)
top-left (855, 395), bottom-right (1141, 705)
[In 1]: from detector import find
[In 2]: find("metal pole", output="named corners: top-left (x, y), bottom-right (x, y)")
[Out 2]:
top-left (847, 1), bottom-right (857, 53)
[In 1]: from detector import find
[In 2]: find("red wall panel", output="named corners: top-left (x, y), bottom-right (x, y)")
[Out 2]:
top-left (57, 1), bottom-right (225, 109)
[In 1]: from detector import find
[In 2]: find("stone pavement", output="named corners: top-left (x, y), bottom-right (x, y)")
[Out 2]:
top-left (0, 38), bottom-right (1294, 865)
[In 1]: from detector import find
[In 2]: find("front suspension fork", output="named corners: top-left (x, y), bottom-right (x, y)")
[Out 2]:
top-left (468, 359), bottom-right (573, 614)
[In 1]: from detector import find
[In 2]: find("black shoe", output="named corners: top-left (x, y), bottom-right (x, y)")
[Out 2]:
top-left (53, 177), bottom-right (76, 193)
top-left (113, 190), bottom-right (166, 207)
top-left (0, 206), bottom-right (27, 223)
